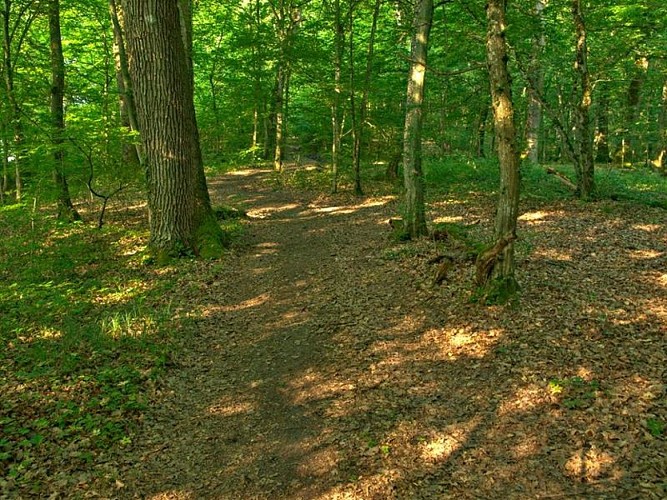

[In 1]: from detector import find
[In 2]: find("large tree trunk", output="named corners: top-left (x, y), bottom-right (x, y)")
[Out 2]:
top-left (108, 0), bottom-right (142, 165)
top-left (572, 0), bottom-right (595, 199)
top-left (401, 0), bottom-right (433, 239)
top-left (525, 0), bottom-right (546, 164)
top-left (49, 0), bottom-right (79, 221)
top-left (476, 0), bottom-right (521, 304)
top-left (121, 0), bottom-right (224, 259)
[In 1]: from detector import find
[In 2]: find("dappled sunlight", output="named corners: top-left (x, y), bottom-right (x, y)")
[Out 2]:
top-left (247, 203), bottom-right (301, 219)
top-left (533, 248), bottom-right (573, 261)
top-left (288, 369), bottom-right (356, 407)
top-left (207, 399), bottom-right (256, 418)
top-left (420, 418), bottom-right (481, 464)
top-left (565, 446), bottom-right (617, 481)
top-left (631, 223), bottom-right (662, 233)
top-left (307, 196), bottom-right (395, 216)
top-left (423, 326), bottom-right (503, 360)
top-left (432, 215), bottom-right (464, 223)
top-left (626, 249), bottom-right (663, 260)
top-left (497, 384), bottom-right (548, 417)
top-left (202, 292), bottom-right (270, 315)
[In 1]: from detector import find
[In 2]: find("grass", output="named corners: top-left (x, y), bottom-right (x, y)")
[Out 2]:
top-left (0, 202), bottom-right (193, 492)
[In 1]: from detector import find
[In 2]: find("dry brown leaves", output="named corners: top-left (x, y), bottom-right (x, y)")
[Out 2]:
top-left (103, 170), bottom-right (665, 499)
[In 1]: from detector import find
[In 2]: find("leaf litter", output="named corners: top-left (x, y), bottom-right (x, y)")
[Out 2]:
top-left (4, 168), bottom-right (665, 499)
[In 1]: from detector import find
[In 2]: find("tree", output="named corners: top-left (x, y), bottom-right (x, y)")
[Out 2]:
top-left (524, 0), bottom-right (546, 164)
top-left (475, 0), bottom-right (521, 303)
top-left (121, 0), bottom-right (224, 259)
top-left (401, 0), bottom-right (433, 239)
top-left (108, 0), bottom-right (142, 166)
top-left (571, 0), bottom-right (595, 198)
top-left (49, 0), bottom-right (79, 221)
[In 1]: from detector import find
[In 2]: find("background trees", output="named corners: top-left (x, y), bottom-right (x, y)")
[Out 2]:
top-left (0, 0), bottom-right (664, 235)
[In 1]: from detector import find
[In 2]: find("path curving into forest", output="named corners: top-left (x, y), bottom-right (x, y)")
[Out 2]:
top-left (121, 168), bottom-right (666, 499)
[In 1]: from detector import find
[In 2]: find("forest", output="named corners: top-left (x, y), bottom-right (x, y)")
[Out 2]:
top-left (0, 0), bottom-right (665, 497)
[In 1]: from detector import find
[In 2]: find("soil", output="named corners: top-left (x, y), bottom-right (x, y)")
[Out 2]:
top-left (119, 169), bottom-right (666, 499)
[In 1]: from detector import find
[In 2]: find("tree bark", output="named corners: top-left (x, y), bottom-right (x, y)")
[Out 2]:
top-left (656, 78), bottom-right (667, 172)
top-left (330, 0), bottom-right (343, 192)
top-left (595, 81), bottom-right (610, 163)
top-left (401, 0), bottom-right (433, 239)
top-left (572, 0), bottom-right (595, 199)
top-left (477, 0), bottom-right (521, 303)
top-left (351, 0), bottom-right (381, 196)
top-left (121, 0), bottom-right (224, 259)
top-left (524, 0), bottom-right (546, 164)
top-left (49, 0), bottom-right (80, 221)
top-left (2, 0), bottom-right (27, 201)
top-left (108, 0), bottom-right (142, 165)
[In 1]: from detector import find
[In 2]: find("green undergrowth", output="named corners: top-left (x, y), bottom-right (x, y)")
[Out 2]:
top-left (424, 156), bottom-right (667, 208)
top-left (0, 203), bottom-right (198, 493)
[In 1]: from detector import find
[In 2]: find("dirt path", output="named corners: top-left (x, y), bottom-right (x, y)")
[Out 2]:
top-left (122, 169), bottom-right (666, 499)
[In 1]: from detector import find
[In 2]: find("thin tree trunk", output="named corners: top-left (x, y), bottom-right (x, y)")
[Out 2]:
top-left (347, 3), bottom-right (359, 191)
top-left (121, 0), bottom-right (223, 259)
top-left (476, 0), bottom-right (521, 303)
top-left (109, 0), bottom-right (142, 165)
top-left (401, 0), bottom-right (433, 239)
top-left (2, 0), bottom-right (23, 201)
top-left (49, 0), bottom-right (80, 221)
top-left (351, 0), bottom-right (381, 196)
top-left (476, 100), bottom-right (490, 158)
top-left (656, 79), bottom-right (667, 172)
top-left (595, 81), bottom-right (611, 163)
top-left (616, 58), bottom-right (648, 165)
top-left (525, 0), bottom-right (546, 164)
top-left (273, 62), bottom-right (286, 171)
top-left (572, 0), bottom-right (595, 199)
top-left (330, 0), bottom-right (343, 193)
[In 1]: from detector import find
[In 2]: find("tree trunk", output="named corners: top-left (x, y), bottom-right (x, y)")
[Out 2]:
top-left (273, 62), bottom-right (286, 171)
top-left (401, 0), bottom-right (433, 239)
top-left (108, 0), bottom-right (142, 165)
top-left (655, 79), bottom-right (667, 172)
top-left (330, 0), bottom-right (343, 193)
top-left (2, 0), bottom-right (24, 201)
top-left (595, 81), bottom-right (611, 163)
top-left (572, 0), bottom-right (595, 199)
top-left (476, 100), bottom-right (490, 158)
top-left (476, 0), bottom-right (521, 304)
top-left (121, 0), bottom-right (224, 259)
top-left (351, 0), bottom-right (381, 196)
top-left (616, 58), bottom-right (648, 166)
top-left (49, 0), bottom-right (80, 221)
top-left (525, 0), bottom-right (546, 164)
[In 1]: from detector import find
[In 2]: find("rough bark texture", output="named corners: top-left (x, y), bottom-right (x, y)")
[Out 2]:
top-left (121, 0), bottom-right (223, 259)
top-left (572, 0), bottom-right (595, 199)
top-left (49, 0), bottom-right (79, 221)
top-left (401, 0), bottom-right (433, 239)
top-left (109, 0), bottom-right (142, 165)
top-left (478, 0), bottom-right (521, 303)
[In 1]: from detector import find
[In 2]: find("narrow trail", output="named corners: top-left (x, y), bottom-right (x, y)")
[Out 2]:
top-left (121, 169), bottom-right (666, 499)
top-left (126, 170), bottom-right (411, 498)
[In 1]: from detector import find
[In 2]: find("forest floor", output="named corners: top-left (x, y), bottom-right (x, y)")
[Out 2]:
top-left (109, 167), bottom-right (666, 499)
